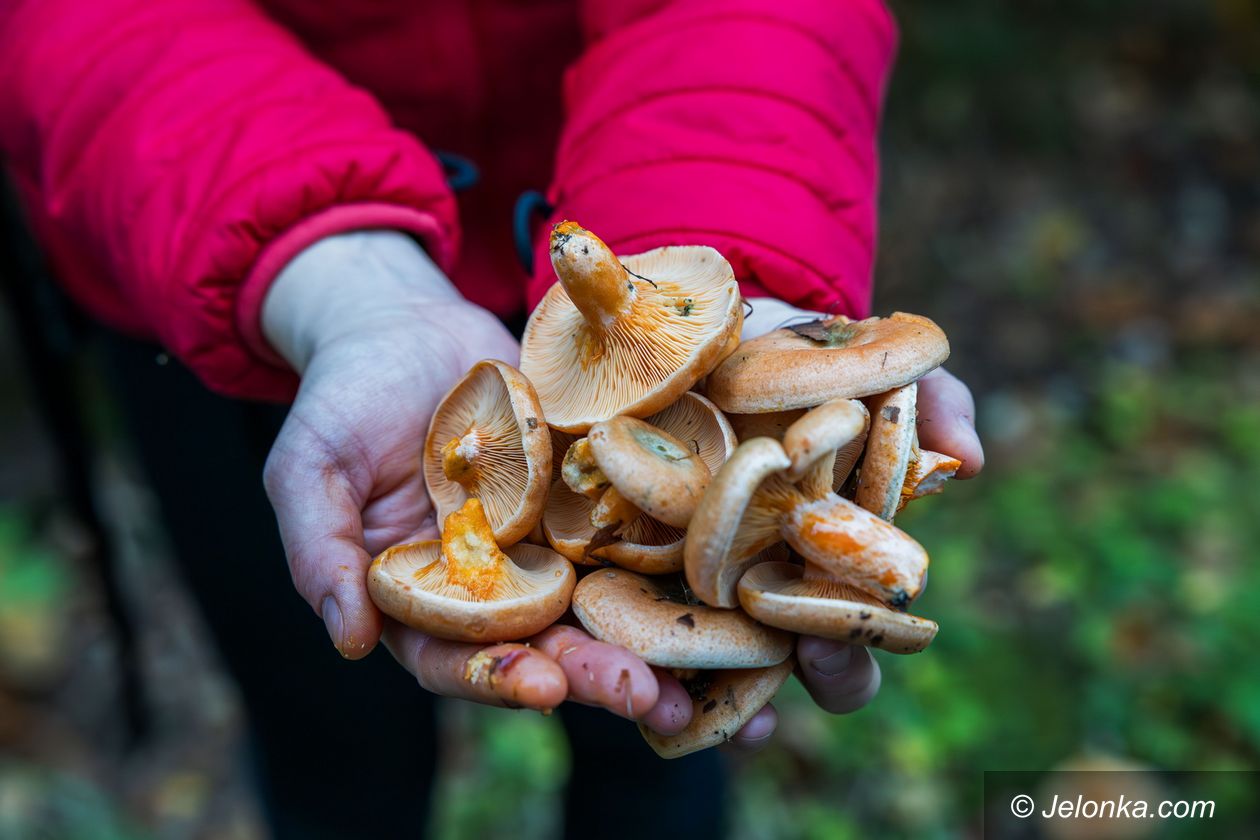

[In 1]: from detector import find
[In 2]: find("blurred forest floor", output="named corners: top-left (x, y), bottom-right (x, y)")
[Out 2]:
top-left (2, 1), bottom-right (1259, 838)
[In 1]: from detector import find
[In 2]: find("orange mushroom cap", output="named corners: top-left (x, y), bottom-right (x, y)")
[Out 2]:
top-left (423, 361), bottom-right (551, 547)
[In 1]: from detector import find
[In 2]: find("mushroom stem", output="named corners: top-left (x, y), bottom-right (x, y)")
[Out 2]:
top-left (550, 221), bottom-right (635, 330)
top-left (442, 499), bottom-right (510, 600)
top-left (780, 493), bottom-right (929, 609)
top-left (441, 430), bottom-right (483, 488)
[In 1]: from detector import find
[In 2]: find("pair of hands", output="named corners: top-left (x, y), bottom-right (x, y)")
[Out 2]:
top-left (260, 231), bottom-right (984, 750)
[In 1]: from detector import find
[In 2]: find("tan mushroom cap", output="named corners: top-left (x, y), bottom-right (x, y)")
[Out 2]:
top-left (588, 417), bottom-right (711, 528)
top-left (520, 222), bottom-right (743, 433)
top-left (424, 360), bottom-right (551, 546)
top-left (639, 659), bottom-right (795, 758)
top-left (739, 562), bottom-right (937, 654)
top-left (854, 383), bottom-right (918, 521)
top-left (368, 499), bottom-right (575, 643)
top-left (541, 478), bottom-right (604, 565)
top-left (899, 449), bottom-right (962, 511)
top-left (645, 391), bottom-right (737, 475)
top-left (686, 437), bottom-right (929, 609)
top-left (706, 312), bottom-right (949, 413)
top-left (571, 568), bottom-right (793, 670)
top-left (782, 398), bottom-right (869, 483)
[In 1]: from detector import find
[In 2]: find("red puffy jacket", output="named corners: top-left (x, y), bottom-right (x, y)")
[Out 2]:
top-left (0, 0), bottom-right (896, 401)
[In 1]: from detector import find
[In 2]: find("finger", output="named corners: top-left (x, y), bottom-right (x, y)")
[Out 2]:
top-left (383, 622), bottom-right (568, 711)
top-left (916, 367), bottom-right (985, 479)
top-left (795, 636), bottom-right (882, 715)
top-left (724, 703), bottom-right (778, 754)
top-left (530, 625), bottom-right (659, 719)
top-left (639, 667), bottom-right (693, 736)
top-left (263, 438), bottom-right (381, 660)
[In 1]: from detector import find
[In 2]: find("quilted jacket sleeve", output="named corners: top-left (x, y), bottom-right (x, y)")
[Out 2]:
top-left (528, 0), bottom-right (897, 318)
top-left (0, 0), bottom-right (458, 400)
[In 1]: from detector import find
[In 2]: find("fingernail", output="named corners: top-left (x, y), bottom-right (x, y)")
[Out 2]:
top-left (811, 646), bottom-right (853, 677)
top-left (321, 596), bottom-right (345, 654)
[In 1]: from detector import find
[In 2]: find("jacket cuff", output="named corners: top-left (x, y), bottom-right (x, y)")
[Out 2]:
top-left (235, 203), bottom-right (452, 376)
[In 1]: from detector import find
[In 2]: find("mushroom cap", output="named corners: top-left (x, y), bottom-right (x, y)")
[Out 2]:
top-left (638, 659), bottom-right (795, 758)
top-left (595, 516), bottom-right (687, 574)
top-left (588, 416), bottom-right (711, 528)
top-left (541, 478), bottom-right (604, 565)
top-left (783, 493), bottom-right (929, 607)
top-left (706, 312), bottom-right (949, 413)
top-left (521, 234), bottom-right (742, 433)
top-left (423, 360), bottom-right (551, 546)
top-left (782, 399), bottom-right (870, 482)
top-left (738, 562), bottom-right (937, 654)
top-left (644, 391), bottom-right (737, 475)
top-left (367, 541), bottom-right (575, 643)
top-left (571, 568), bottom-right (793, 669)
top-left (854, 383), bottom-right (918, 521)
top-left (899, 449), bottom-right (962, 511)
top-left (684, 437), bottom-right (793, 608)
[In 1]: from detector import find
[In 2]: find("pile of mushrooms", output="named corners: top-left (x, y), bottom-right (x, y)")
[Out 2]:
top-left (367, 221), bottom-right (962, 757)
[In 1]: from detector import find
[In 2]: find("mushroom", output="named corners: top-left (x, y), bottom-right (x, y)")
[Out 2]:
top-left (544, 393), bottom-right (736, 573)
top-left (738, 561), bottom-right (938, 654)
top-left (706, 312), bottom-right (949, 414)
top-left (781, 398), bottom-right (869, 483)
top-left (899, 449), bottom-right (962, 511)
top-left (684, 433), bottom-right (929, 612)
top-left (570, 568), bottom-right (793, 669)
top-left (520, 222), bottom-right (743, 433)
top-left (853, 383), bottom-right (918, 521)
top-left (587, 416), bottom-right (711, 528)
top-left (639, 659), bottom-right (795, 759)
top-left (423, 361), bottom-right (551, 546)
top-left (367, 498), bottom-right (575, 643)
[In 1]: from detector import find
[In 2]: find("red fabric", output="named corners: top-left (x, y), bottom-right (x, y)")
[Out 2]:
top-left (0, 0), bottom-right (896, 402)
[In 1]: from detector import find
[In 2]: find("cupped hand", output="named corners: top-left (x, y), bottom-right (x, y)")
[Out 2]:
top-left (261, 231), bottom-right (569, 711)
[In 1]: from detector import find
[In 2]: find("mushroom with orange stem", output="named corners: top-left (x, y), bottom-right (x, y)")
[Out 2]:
top-left (520, 222), bottom-right (743, 433)
top-left (639, 659), bottom-right (795, 759)
top-left (570, 568), bottom-right (793, 670)
top-left (853, 383), bottom-right (918, 521)
top-left (728, 447), bottom-right (940, 654)
top-left (685, 411), bottom-right (934, 651)
top-left (545, 393), bottom-right (737, 573)
top-left (706, 312), bottom-right (949, 414)
top-left (898, 448), bottom-right (962, 511)
top-left (424, 361), bottom-right (551, 546)
top-left (368, 499), bottom-right (575, 643)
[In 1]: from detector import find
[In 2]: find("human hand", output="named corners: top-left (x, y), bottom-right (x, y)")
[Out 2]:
top-left (261, 231), bottom-right (571, 709)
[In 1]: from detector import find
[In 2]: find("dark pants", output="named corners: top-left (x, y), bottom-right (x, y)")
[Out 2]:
top-left (100, 331), bottom-right (727, 839)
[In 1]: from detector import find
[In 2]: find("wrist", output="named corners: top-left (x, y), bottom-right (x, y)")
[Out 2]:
top-left (262, 230), bottom-right (463, 373)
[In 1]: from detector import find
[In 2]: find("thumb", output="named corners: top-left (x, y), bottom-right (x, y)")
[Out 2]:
top-left (263, 443), bottom-right (383, 659)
